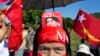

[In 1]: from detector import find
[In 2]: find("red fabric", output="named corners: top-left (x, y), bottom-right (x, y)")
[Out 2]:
top-left (30, 51), bottom-right (33, 56)
top-left (0, 0), bottom-right (8, 3)
top-left (4, 0), bottom-right (22, 51)
top-left (73, 9), bottom-right (100, 47)
top-left (37, 27), bottom-right (68, 46)
top-left (38, 52), bottom-right (42, 56)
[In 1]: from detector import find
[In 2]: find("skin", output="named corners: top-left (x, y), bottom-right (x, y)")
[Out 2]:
top-left (46, 18), bottom-right (60, 27)
top-left (0, 15), bottom-right (3, 27)
top-left (38, 42), bottom-right (66, 56)
top-left (0, 14), bottom-right (9, 42)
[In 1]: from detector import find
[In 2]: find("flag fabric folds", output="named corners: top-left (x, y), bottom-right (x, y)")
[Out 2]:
top-left (4, 0), bottom-right (22, 51)
top-left (0, 0), bottom-right (8, 3)
top-left (73, 9), bottom-right (100, 47)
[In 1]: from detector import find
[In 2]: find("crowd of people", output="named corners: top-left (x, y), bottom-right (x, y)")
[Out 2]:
top-left (0, 10), bottom-right (100, 56)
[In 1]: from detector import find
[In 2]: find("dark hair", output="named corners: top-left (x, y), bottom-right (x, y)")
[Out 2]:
top-left (45, 17), bottom-right (59, 23)
top-left (76, 52), bottom-right (91, 56)
top-left (33, 24), bottom-right (42, 56)
top-left (63, 23), bottom-right (72, 56)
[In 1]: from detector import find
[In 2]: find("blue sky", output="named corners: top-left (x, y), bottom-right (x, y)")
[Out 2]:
top-left (45, 0), bottom-right (100, 19)
top-left (0, 0), bottom-right (100, 19)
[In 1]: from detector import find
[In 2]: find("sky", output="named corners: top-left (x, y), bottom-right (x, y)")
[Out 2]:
top-left (0, 0), bottom-right (100, 19)
top-left (45, 0), bottom-right (100, 19)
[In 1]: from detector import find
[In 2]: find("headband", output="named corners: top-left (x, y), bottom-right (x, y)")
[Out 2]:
top-left (37, 27), bottom-right (69, 46)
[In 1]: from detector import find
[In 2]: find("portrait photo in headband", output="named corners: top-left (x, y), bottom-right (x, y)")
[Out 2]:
top-left (42, 12), bottom-right (63, 28)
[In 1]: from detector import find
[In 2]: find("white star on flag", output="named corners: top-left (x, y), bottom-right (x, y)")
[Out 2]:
top-left (78, 14), bottom-right (86, 23)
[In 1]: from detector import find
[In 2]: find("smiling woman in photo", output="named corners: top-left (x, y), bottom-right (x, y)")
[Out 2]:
top-left (45, 17), bottom-right (60, 27)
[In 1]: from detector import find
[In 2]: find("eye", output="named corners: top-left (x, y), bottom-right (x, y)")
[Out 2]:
top-left (0, 25), bottom-right (2, 28)
top-left (54, 47), bottom-right (66, 54)
top-left (55, 47), bottom-right (64, 51)
top-left (38, 46), bottom-right (49, 54)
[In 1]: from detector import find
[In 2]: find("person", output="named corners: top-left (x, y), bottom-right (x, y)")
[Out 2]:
top-left (81, 39), bottom-right (100, 56)
top-left (0, 14), bottom-right (9, 42)
top-left (27, 26), bottom-right (35, 51)
top-left (90, 45), bottom-right (100, 56)
top-left (28, 26), bottom-right (35, 46)
top-left (33, 27), bottom-right (70, 56)
top-left (45, 17), bottom-right (60, 27)
top-left (75, 44), bottom-right (94, 56)
top-left (0, 12), bottom-right (10, 56)
top-left (15, 24), bottom-right (29, 56)
top-left (0, 40), bottom-right (9, 56)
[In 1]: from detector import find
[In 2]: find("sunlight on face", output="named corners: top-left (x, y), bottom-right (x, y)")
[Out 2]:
top-left (38, 43), bottom-right (66, 56)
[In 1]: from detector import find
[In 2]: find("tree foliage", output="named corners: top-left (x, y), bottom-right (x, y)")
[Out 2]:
top-left (92, 12), bottom-right (100, 19)
top-left (23, 10), bottom-right (43, 30)
top-left (63, 17), bottom-right (73, 29)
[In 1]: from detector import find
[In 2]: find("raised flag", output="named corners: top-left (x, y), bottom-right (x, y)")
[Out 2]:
top-left (73, 9), bottom-right (100, 47)
top-left (4, 0), bottom-right (22, 51)
top-left (0, 0), bottom-right (8, 3)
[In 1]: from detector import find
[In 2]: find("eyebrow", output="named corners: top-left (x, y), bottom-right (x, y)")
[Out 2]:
top-left (38, 45), bottom-right (65, 49)
top-left (38, 46), bottom-right (50, 50)
top-left (54, 46), bottom-right (65, 49)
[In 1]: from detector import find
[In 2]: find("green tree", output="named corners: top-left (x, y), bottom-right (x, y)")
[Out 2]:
top-left (23, 10), bottom-right (43, 30)
top-left (92, 12), bottom-right (100, 19)
top-left (63, 17), bottom-right (73, 29)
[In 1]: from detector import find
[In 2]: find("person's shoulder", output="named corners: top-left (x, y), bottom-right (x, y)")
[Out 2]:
top-left (22, 30), bottom-right (28, 39)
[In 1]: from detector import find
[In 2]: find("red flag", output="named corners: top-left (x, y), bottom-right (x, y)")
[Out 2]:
top-left (0, 0), bottom-right (8, 3)
top-left (73, 9), bottom-right (100, 47)
top-left (4, 0), bottom-right (22, 51)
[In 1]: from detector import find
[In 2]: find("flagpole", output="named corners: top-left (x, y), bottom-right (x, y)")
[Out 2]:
top-left (51, 0), bottom-right (55, 12)
top-left (98, 47), bottom-right (100, 56)
top-left (43, 0), bottom-right (45, 11)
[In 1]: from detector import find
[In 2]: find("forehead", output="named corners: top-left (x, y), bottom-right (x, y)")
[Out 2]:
top-left (39, 42), bottom-right (65, 48)
top-left (46, 18), bottom-right (53, 20)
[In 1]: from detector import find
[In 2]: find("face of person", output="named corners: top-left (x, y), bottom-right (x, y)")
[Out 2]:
top-left (46, 18), bottom-right (60, 27)
top-left (38, 42), bottom-right (66, 56)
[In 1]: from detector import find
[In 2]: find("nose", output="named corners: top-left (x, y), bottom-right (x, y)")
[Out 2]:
top-left (47, 22), bottom-right (52, 26)
top-left (48, 50), bottom-right (56, 56)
